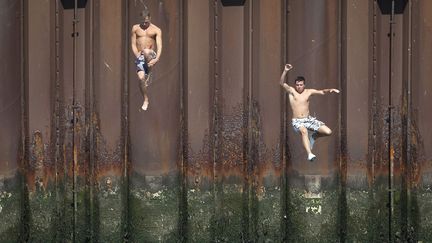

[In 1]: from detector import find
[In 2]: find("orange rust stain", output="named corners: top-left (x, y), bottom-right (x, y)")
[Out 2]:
top-left (390, 145), bottom-right (395, 161)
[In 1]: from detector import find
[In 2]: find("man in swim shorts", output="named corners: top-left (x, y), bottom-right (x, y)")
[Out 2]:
top-left (279, 64), bottom-right (340, 161)
top-left (131, 7), bottom-right (162, 111)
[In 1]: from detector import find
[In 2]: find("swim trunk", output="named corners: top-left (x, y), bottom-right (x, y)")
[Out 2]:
top-left (135, 49), bottom-right (156, 74)
top-left (291, 116), bottom-right (324, 132)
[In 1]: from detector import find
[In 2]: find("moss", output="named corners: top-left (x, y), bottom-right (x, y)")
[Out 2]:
top-left (97, 177), bottom-right (124, 242)
top-left (211, 184), bottom-right (244, 242)
top-left (284, 189), bottom-right (339, 242)
top-left (27, 190), bottom-right (57, 242)
top-left (128, 187), bottom-right (179, 242)
top-left (0, 189), bottom-right (20, 242)
top-left (346, 189), bottom-right (370, 242)
top-left (253, 186), bottom-right (282, 242)
top-left (416, 188), bottom-right (432, 241)
top-left (187, 188), bottom-right (213, 242)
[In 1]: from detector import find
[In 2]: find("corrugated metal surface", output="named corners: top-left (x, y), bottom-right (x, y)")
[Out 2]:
top-left (1, 0), bottom-right (432, 242)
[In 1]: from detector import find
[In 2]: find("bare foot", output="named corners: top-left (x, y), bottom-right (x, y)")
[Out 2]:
top-left (142, 99), bottom-right (149, 111)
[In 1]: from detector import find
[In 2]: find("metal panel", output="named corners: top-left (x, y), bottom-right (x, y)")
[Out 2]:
top-left (345, 0), bottom-right (370, 241)
top-left (185, 0), bottom-right (213, 241)
top-left (0, 0), bottom-right (22, 241)
top-left (128, 0), bottom-right (182, 241)
top-left (214, 2), bottom-right (246, 241)
top-left (285, 0), bottom-right (341, 241)
top-left (250, 0), bottom-right (284, 241)
top-left (25, 1), bottom-right (57, 241)
top-left (412, 0), bottom-right (432, 241)
top-left (92, 0), bottom-right (126, 241)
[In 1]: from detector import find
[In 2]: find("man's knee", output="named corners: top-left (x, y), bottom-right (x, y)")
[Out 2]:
top-left (143, 49), bottom-right (154, 60)
top-left (137, 71), bottom-right (145, 80)
top-left (320, 126), bottom-right (332, 136)
top-left (299, 127), bottom-right (308, 135)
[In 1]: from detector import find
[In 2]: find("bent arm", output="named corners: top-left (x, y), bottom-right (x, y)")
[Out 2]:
top-left (279, 67), bottom-right (294, 93)
top-left (131, 26), bottom-right (140, 58)
top-left (154, 29), bottom-right (162, 62)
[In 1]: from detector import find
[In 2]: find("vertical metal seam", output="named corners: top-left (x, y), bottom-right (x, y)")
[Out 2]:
top-left (406, 0), bottom-right (413, 237)
top-left (407, 0), bottom-right (413, 201)
top-left (338, 0), bottom-right (348, 240)
top-left (368, 0), bottom-right (378, 192)
top-left (122, 0), bottom-right (130, 240)
top-left (54, 0), bottom-right (61, 239)
top-left (179, 0), bottom-right (189, 241)
top-left (72, 0), bottom-right (78, 241)
top-left (20, 0), bottom-right (30, 239)
top-left (88, 0), bottom-right (95, 240)
top-left (211, 0), bottom-right (219, 232)
top-left (372, 0), bottom-right (377, 188)
top-left (209, 0), bottom-right (218, 241)
top-left (280, 0), bottom-right (289, 240)
top-left (245, 0), bottom-right (254, 240)
top-left (388, 1), bottom-right (395, 241)
top-left (249, 0), bottom-right (253, 240)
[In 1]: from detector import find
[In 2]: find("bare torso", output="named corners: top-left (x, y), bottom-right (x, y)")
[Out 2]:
top-left (288, 89), bottom-right (312, 118)
top-left (133, 23), bottom-right (159, 52)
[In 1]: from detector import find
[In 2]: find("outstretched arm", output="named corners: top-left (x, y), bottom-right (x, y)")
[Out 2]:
top-left (131, 26), bottom-right (140, 58)
top-left (280, 64), bottom-right (294, 93)
top-left (310, 88), bottom-right (340, 95)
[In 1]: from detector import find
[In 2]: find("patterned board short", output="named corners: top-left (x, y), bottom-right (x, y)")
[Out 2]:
top-left (291, 116), bottom-right (324, 132)
top-left (135, 49), bottom-right (157, 74)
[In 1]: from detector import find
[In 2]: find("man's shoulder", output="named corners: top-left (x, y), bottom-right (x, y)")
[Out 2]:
top-left (150, 24), bottom-right (162, 33)
top-left (132, 24), bottom-right (140, 31)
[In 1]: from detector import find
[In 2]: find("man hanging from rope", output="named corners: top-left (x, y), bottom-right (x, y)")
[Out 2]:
top-left (131, 6), bottom-right (162, 111)
top-left (280, 64), bottom-right (340, 161)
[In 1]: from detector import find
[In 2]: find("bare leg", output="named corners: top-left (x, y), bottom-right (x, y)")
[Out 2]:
top-left (308, 125), bottom-right (332, 151)
top-left (315, 125), bottom-right (332, 138)
top-left (137, 71), bottom-right (149, 110)
top-left (299, 127), bottom-right (313, 156)
top-left (298, 126), bottom-right (316, 161)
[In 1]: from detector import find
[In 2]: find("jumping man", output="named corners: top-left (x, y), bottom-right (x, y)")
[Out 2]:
top-left (131, 7), bottom-right (162, 111)
top-left (280, 64), bottom-right (340, 161)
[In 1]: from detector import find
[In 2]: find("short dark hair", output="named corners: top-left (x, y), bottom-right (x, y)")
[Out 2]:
top-left (140, 7), bottom-right (150, 18)
top-left (294, 76), bottom-right (305, 84)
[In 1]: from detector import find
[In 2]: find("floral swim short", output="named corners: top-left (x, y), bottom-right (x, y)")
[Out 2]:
top-left (291, 116), bottom-right (324, 132)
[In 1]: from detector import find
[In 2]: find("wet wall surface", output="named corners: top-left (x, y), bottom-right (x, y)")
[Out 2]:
top-left (1, 0), bottom-right (432, 242)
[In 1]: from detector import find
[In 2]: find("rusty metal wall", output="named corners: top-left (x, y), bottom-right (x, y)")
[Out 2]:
top-left (345, 0), bottom-right (370, 241)
top-left (127, 0), bottom-right (183, 242)
top-left (0, 0), bottom-right (22, 241)
top-left (284, 1), bottom-right (341, 241)
top-left (1, 0), bottom-right (432, 242)
top-left (185, 0), bottom-right (212, 241)
top-left (411, 0), bottom-right (432, 240)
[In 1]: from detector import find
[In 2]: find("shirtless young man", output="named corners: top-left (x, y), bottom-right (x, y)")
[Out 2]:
top-left (280, 64), bottom-right (340, 161)
top-left (131, 8), bottom-right (162, 111)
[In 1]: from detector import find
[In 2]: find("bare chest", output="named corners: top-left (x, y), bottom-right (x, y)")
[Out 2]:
top-left (136, 27), bottom-right (157, 39)
top-left (289, 92), bottom-right (310, 104)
